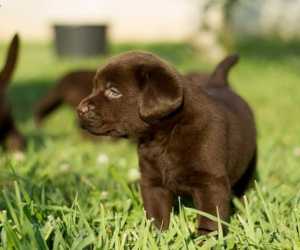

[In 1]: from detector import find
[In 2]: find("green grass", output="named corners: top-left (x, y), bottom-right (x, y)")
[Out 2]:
top-left (1, 40), bottom-right (300, 249)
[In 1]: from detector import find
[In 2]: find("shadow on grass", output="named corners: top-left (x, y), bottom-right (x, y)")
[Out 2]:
top-left (8, 79), bottom-right (53, 123)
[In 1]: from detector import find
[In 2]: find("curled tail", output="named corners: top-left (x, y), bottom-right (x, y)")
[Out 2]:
top-left (0, 34), bottom-right (20, 89)
top-left (207, 54), bottom-right (239, 87)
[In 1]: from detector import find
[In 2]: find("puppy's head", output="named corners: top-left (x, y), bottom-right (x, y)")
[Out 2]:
top-left (77, 51), bottom-right (183, 138)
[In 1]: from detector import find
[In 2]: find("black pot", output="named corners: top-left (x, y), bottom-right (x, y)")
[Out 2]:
top-left (53, 24), bottom-right (108, 58)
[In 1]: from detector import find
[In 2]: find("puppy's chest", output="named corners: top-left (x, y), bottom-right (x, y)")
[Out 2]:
top-left (139, 144), bottom-right (192, 193)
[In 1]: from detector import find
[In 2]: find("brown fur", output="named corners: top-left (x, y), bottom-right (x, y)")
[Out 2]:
top-left (35, 54), bottom-right (239, 129)
top-left (34, 70), bottom-right (107, 140)
top-left (34, 70), bottom-right (94, 125)
top-left (0, 34), bottom-right (25, 151)
top-left (77, 51), bottom-right (257, 234)
top-left (33, 68), bottom-right (206, 127)
top-left (77, 51), bottom-right (257, 233)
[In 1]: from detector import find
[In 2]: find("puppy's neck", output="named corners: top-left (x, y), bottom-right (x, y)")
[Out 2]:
top-left (138, 85), bottom-right (211, 146)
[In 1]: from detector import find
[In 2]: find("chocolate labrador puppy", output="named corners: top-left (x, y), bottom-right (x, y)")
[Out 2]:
top-left (77, 51), bottom-right (256, 234)
top-left (0, 34), bottom-right (25, 151)
top-left (35, 54), bottom-right (239, 129)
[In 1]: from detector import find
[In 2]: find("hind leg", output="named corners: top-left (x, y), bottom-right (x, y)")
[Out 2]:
top-left (232, 148), bottom-right (258, 198)
top-left (34, 87), bottom-right (63, 126)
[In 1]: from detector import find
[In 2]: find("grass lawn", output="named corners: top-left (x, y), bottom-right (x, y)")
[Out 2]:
top-left (1, 40), bottom-right (300, 249)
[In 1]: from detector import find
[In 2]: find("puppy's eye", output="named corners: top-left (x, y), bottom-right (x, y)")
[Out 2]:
top-left (104, 87), bottom-right (122, 99)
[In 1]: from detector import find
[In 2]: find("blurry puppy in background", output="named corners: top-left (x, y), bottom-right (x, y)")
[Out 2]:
top-left (34, 70), bottom-right (99, 139)
top-left (34, 70), bottom-right (94, 126)
top-left (77, 51), bottom-right (257, 234)
top-left (0, 34), bottom-right (25, 151)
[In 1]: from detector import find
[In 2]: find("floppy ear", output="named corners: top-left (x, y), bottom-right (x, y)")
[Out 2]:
top-left (208, 54), bottom-right (239, 87)
top-left (136, 63), bottom-right (183, 123)
top-left (0, 33), bottom-right (20, 90)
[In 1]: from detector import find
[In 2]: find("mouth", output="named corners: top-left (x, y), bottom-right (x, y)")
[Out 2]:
top-left (79, 121), bottom-right (128, 138)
